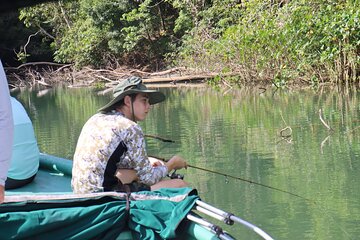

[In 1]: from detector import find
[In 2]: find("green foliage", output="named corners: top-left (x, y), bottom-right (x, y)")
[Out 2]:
top-left (176, 0), bottom-right (359, 85)
top-left (54, 19), bottom-right (106, 68)
top-left (0, 11), bottom-right (50, 65)
top-left (5, 0), bottom-right (358, 85)
top-left (15, 51), bottom-right (30, 63)
top-left (93, 81), bottom-right (105, 90)
top-left (173, 9), bottom-right (193, 34)
top-left (17, 0), bottom-right (183, 68)
top-left (281, 0), bottom-right (360, 83)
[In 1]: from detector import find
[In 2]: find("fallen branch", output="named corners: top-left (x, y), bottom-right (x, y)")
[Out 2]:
top-left (129, 69), bottom-right (151, 77)
top-left (54, 64), bottom-right (73, 73)
top-left (23, 31), bottom-right (41, 58)
top-left (5, 63), bottom-right (236, 89)
top-left (68, 84), bottom-right (90, 88)
top-left (149, 67), bottom-right (188, 76)
top-left (94, 74), bottom-right (114, 82)
top-left (259, 87), bottom-right (267, 94)
top-left (320, 135), bottom-right (330, 154)
top-left (5, 62), bottom-right (68, 70)
top-left (84, 67), bottom-right (116, 74)
top-left (37, 80), bottom-right (52, 88)
top-left (142, 74), bottom-right (218, 83)
top-left (97, 88), bottom-right (113, 95)
top-left (319, 109), bottom-right (333, 131)
top-left (345, 126), bottom-right (360, 135)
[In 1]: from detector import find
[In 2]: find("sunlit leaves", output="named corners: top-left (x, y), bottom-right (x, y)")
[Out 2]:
top-left (11, 0), bottom-right (360, 85)
top-left (176, 0), bottom-right (359, 85)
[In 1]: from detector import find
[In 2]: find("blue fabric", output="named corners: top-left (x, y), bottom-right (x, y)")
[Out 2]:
top-left (8, 97), bottom-right (39, 180)
top-left (0, 60), bottom-right (13, 186)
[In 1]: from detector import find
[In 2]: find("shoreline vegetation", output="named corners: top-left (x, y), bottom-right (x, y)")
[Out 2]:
top-left (5, 63), bottom-right (216, 89)
top-left (1, 0), bottom-right (359, 90)
top-left (4, 61), bottom-right (358, 92)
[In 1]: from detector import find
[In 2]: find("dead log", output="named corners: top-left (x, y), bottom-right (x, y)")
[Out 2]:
top-left (4, 62), bottom-right (69, 70)
top-left (149, 67), bottom-right (189, 76)
top-left (37, 80), bottom-right (52, 88)
top-left (142, 74), bottom-right (219, 83)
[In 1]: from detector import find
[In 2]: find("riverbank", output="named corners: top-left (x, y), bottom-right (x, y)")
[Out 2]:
top-left (5, 63), bottom-right (210, 88)
top-left (5, 62), bottom-right (359, 93)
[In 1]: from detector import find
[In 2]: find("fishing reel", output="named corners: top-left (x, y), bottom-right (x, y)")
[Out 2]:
top-left (168, 170), bottom-right (184, 180)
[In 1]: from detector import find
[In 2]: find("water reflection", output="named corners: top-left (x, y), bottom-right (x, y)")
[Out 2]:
top-left (12, 85), bottom-right (360, 240)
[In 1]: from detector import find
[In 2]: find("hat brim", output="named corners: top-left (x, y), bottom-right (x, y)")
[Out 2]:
top-left (98, 89), bottom-right (165, 112)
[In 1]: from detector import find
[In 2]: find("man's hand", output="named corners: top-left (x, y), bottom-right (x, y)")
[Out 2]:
top-left (148, 157), bottom-right (165, 167)
top-left (165, 155), bottom-right (187, 172)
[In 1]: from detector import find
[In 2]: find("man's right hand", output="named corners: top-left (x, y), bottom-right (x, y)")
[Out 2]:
top-left (166, 155), bottom-right (187, 172)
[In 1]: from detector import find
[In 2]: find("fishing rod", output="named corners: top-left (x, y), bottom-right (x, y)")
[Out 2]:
top-left (144, 134), bottom-right (175, 143)
top-left (146, 134), bottom-right (311, 201)
top-left (186, 164), bottom-right (311, 201)
top-left (151, 155), bottom-right (311, 202)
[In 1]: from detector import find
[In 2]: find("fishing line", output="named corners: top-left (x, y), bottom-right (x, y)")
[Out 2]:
top-left (152, 154), bottom-right (311, 201)
top-left (187, 164), bottom-right (312, 202)
top-left (187, 164), bottom-right (353, 239)
top-left (149, 151), bottom-right (354, 238)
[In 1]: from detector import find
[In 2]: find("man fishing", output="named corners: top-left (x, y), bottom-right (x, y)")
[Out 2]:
top-left (72, 76), bottom-right (187, 194)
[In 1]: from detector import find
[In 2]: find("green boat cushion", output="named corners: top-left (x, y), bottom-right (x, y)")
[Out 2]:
top-left (3, 153), bottom-right (218, 239)
top-left (0, 188), bottom-right (199, 239)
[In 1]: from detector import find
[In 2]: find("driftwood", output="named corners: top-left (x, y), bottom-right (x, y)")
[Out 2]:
top-left (5, 62), bottom-right (70, 70)
top-left (37, 80), bottom-right (52, 88)
top-left (320, 135), bottom-right (331, 154)
top-left (4, 61), bottom-right (234, 89)
top-left (142, 74), bottom-right (217, 84)
top-left (318, 109), bottom-right (333, 131)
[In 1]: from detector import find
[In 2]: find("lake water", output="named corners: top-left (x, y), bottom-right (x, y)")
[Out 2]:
top-left (12, 84), bottom-right (360, 240)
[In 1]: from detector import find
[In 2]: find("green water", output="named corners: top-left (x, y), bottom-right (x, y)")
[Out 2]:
top-left (12, 85), bottom-right (360, 240)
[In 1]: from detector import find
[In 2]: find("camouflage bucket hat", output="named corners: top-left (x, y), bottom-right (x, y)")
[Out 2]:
top-left (98, 76), bottom-right (165, 112)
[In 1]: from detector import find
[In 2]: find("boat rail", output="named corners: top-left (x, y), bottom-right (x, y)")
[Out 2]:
top-left (190, 200), bottom-right (274, 240)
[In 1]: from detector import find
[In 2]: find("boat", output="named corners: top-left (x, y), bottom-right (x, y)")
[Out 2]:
top-left (1, 153), bottom-right (274, 240)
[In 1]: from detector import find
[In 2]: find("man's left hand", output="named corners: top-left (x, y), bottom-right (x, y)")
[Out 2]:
top-left (149, 157), bottom-right (165, 167)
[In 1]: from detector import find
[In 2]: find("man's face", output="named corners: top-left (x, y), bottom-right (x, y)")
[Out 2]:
top-left (132, 93), bottom-right (151, 121)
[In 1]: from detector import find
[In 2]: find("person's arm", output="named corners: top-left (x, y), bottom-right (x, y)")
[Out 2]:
top-left (124, 125), bottom-right (168, 186)
top-left (115, 156), bottom-right (187, 184)
top-left (0, 60), bottom-right (14, 203)
top-left (148, 157), bottom-right (165, 167)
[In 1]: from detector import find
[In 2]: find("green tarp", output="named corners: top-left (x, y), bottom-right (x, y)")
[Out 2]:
top-left (0, 188), bottom-right (199, 240)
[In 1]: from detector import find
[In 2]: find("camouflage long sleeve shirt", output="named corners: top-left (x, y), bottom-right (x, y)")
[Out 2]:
top-left (71, 111), bottom-right (168, 194)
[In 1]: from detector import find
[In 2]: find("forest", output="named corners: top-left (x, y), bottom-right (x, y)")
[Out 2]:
top-left (0, 0), bottom-right (359, 87)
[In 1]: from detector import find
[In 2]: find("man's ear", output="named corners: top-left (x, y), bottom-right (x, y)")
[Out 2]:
top-left (123, 95), bottom-right (132, 107)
